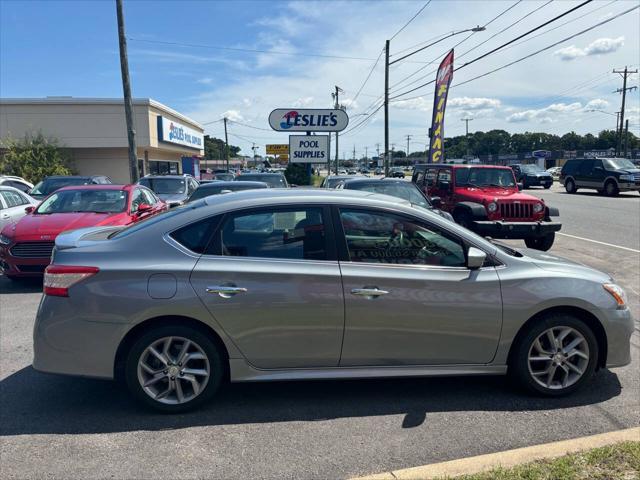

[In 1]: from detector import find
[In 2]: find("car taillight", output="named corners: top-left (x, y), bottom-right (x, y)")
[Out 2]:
top-left (43, 265), bottom-right (99, 297)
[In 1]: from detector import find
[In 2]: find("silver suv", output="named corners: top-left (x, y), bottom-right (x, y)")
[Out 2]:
top-left (33, 190), bottom-right (633, 412)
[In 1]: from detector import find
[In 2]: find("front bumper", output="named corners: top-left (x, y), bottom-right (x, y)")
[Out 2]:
top-left (0, 246), bottom-right (49, 277)
top-left (525, 176), bottom-right (553, 187)
top-left (618, 181), bottom-right (640, 192)
top-left (602, 307), bottom-right (634, 368)
top-left (472, 220), bottom-right (562, 239)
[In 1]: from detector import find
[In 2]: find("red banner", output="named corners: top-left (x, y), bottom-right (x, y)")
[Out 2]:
top-left (428, 49), bottom-right (454, 163)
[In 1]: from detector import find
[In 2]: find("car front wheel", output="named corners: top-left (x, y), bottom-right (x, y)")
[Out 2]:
top-left (510, 314), bottom-right (598, 396)
top-left (604, 180), bottom-right (619, 197)
top-left (565, 178), bottom-right (576, 193)
top-left (125, 325), bottom-right (225, 412)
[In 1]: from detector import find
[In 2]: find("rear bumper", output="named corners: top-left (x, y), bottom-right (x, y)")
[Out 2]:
top-left (525, 176), bottom-right (553, 187)
top-left (472, 220), bottom-right (562, 239)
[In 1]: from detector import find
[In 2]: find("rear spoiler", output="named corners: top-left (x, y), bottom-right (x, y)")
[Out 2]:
top-left (55, 226), bottom-right (125, 250)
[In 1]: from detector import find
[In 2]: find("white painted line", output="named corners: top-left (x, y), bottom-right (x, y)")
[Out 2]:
top-left (558, 232), bottom-right (640, 254)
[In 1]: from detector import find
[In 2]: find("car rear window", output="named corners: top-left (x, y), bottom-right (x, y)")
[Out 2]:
top-left (169, 216), bottom-right (221, 254)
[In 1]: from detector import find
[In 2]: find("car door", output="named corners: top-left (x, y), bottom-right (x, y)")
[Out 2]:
top-left (589, 159), bottom-right (606, 188)
top-left (190, 205), bottom-right (345, 369)
top-left (0, 190), bottom-right (30, 229)
top-left (432, 168), bottom-right (455, 210)
top-left (575, 159), bottom-right (594, 188)
top-left (335, 206), bottom-right (502, 366)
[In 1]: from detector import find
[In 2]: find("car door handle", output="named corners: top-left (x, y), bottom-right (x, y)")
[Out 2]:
top-left (206, 285), bottom-right (248, 298)
top-left (351, 288), bottom-right (389, 298)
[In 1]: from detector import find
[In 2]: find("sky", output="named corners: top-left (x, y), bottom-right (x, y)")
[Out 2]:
top-left (1, 0), bottom-right (639, 158)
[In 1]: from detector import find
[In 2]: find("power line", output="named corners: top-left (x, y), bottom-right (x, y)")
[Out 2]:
top-left (388, 1), bottom-right (523, 94)
top-left (391, 31), bottom-right (455, 57)
top-left (390, 0), bottom-right (595, 101)
top-left (351, 47), bottom-right (385, 105)
top-left (228, 119), bottom-right (273, 132)
top-left (389, 0), bottom-right (433, 41)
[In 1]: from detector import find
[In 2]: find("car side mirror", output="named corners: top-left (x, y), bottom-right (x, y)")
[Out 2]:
top-left (517, 183), bottom-right (523, 191)
top-left (136, 203), bottom-right (153, 214)
top-left (430, 196), bottom-right (442, 208)
top-left (25, 206), bottom-right (35, 214)
top-left (467, 247), bottom-right (486, 269)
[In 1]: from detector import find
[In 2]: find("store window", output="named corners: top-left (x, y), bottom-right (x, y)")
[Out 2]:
top-left (148, 161), bottom-right (180, 175)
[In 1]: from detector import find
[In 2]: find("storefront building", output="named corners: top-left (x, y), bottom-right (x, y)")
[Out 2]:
top-left (0, 97), bottom-right (204, 183)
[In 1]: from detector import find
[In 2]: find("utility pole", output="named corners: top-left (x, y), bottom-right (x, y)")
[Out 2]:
top-left (391, 143), bottom-right (395, 170)
top-left (223, 117), bottom-right (229, 171)
top-left (333, 86), bottom-right (343, 174)
top-left (405, 135), bottom-right (412, 159)
top-left (613, 66), bottom-right (638, 157)
top-left (624, 119), bottom-right (629, 158)
top-left (116, 0), bottom-right (139, 183)
top-left (251, 143), bottom-right (258, 168)
top-left (365, 146), bottom-right (368, 167)
top-left (352, 145), bottom-right (356, 164)
top-left (384, 39), bottom-right (390, 177)
top-left (461, 117), bottom-right (473, 158)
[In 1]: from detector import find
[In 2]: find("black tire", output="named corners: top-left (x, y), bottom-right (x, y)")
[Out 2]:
top-left (124, 324), bottom-right (225, 413)
top-left (509, 314), bottom-right (599, 397)
top-left (604, 180), bottom-right (619, 197)
top-left (565, 178), bottom-right (576, 194)
top-left (453, 210), bottom-right (474, 231)
top-left (544, 184), bottom-right (552, 189)
top-left (524, 233), bottom-right (555, 251)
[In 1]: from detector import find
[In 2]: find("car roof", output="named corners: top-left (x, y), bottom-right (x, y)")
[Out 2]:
top-left (343, 178), bottom-right (410, 185)
top-left (141, 175), bottom-right (190, 179)
top-left (0, 185), bottom-right (31, 193)
top-left (237, 172), bottom-right (285, 176)
top-left (54, 184), bottom-right (133, 192)
top-left (198, 181), bottom-right (267, 188)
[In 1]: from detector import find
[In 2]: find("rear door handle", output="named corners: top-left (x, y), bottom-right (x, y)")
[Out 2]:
top-left (206, 286), bottom-right (248, 298)
top-left (351, 288), bottom-right (389, 298)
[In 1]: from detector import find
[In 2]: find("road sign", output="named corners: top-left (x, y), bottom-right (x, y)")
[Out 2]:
top-left (266, 144), bottom-right (289, 155)
top-left (269, 109), bottom-right (349, 132)
top-left (289, 135), bottom-right (329, 163)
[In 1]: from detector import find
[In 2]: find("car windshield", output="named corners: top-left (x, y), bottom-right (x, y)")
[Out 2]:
top-left (139, 178), bottom-right (186, 194)
top-left (455, 168), bottom-right (516, 187)
top-left (520, 164), bottom-right (544, 173)
top-left (215, 173), bottom-right (235, 181)
top-left (31, 178), bottom-right (88, 195)
top-left (36, 189), bottom-right (127, 214)
top-left (188, 184), bottom-right (266, 202)
top-left (325, 177), bottom-right (349, 188)
top-left (603, 158), bottom-right (636, 170)
top-left (347, 182), bottom-right (430, 208)
top-left (236, 174), bottom-right (287, 188)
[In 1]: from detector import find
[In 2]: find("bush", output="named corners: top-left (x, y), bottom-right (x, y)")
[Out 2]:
top-left (284, 163), bottom-right (310, 186)
top-left (0, 132), bottom-right (74, 183)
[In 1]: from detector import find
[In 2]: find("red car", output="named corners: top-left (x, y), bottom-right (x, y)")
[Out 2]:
top-left (0, 184), bottom-right (167, 279)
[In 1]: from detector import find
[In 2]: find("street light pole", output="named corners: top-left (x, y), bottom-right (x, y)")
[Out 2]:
top-left (461, 117), bottom-right (473, 158)
top-left (384, 40), bottom-right (390, 177)
top-left (115, 0), bottom-right (139, 183)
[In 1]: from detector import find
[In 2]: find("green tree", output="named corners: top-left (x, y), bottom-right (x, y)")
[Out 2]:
top-left (0, 132), bottom-right (74, 183)
top-left (284, 163), bottom-right (310, 186)
top-left (203, 135), bottom-right (241, 160)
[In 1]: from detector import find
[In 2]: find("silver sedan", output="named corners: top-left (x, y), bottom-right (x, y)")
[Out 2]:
top-left (0, 186), bottom-right (39, 231)
top-left (33, 189), bottom-right (633, 412)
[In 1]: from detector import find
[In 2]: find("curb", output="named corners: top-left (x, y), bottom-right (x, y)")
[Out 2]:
top-left (352, 427), bottom-right (640, 480)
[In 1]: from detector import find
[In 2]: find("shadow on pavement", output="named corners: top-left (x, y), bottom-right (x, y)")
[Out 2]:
top-left (555, 191), bottom-right (639, 199)
top-left (0, 366), bottom-right (622, 436)
top-left (0, 276), bottom-right (42, 294)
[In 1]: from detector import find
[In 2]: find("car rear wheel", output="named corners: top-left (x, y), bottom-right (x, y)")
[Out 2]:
top-left (125, 325), bottom-right (224, 412)
top-left (565, 178), bottom-right (576, 194)
top-left (509, 314), bottom-right (598, 396)
top-left (604, 180), bottom-right (619, 197)
top-left (544, 184), bottom-right (552, 189)
top-left (524, 233), bottom-right (555, 251)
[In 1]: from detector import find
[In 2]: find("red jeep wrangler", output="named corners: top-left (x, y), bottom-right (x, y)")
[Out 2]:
top-left (412, 164), bottom-right (561, 250)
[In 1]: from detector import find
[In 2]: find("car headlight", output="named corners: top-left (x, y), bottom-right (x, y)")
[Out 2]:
top-left (0, 234), bottom-right (12, 246)
top-left (533, 203), bottom-right (544, 213)
top-left (603, 283), bottom-right (627, 308)
top-left (619, 174), bottom-right (633, 181)
top-left (487, 202), bottom-right (498, 213)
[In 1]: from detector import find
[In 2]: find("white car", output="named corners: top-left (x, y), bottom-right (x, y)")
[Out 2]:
top-left (0, 185), bottom-right (39, 231)
top-left (0, 175), bottom-right (34, 194)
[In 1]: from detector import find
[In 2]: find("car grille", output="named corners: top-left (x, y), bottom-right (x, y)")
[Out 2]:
top-left (499, 203), bottom-right (533, 219)
top-left (10, 241), bottom-right (55, 258)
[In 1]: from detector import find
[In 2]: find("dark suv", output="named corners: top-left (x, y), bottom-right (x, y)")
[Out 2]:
top-left (560, 157), bottom-right (640, 196)
top-left (412, 164), bottom-right (561, 250)
top-left (510, 164), bottom-right (553, 189)
top-left (29, 175), bottom-right (112, 200)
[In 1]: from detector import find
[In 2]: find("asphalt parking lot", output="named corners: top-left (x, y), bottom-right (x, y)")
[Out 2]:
top-left (1, 183), bottom-right (639, 479)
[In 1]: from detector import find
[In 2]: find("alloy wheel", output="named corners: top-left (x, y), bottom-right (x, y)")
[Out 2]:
top-left (527, 326), bottom-right (589, 390)
top-left (137, 336), bottom-right (210, 405)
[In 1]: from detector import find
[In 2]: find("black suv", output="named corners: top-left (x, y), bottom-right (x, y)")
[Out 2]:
top-left (560, 158), bottom-right (640, 196)
top-left (510, 164), bottom-right (553, 189)
top-left (29, 175), bottom-right (112, 200)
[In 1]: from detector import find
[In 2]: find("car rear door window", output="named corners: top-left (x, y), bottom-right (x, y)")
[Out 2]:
top-left (338, 208), bottom-right (466, 267)
top-left (1, 190), bottom-right (29, 207)
top-left (212, 208), bottom-right (327, 261)
top-left (170, 216), bottom-right (221, 254)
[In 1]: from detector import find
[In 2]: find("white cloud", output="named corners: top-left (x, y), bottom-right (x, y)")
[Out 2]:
top-left (449, 97), bottom-right (501, 110)
top-left (506, 102), bottom-right (581, 123)
top-left (197, 77), bottom-right (213, 85)
top-left (584, 99), bottom-right (610, 110)
top-left (222, 110), bottom-right (244, 121)
top-left (554, 37), bottom-right (625, 61)
top-left (292, 96), bottom-right (315, 108)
